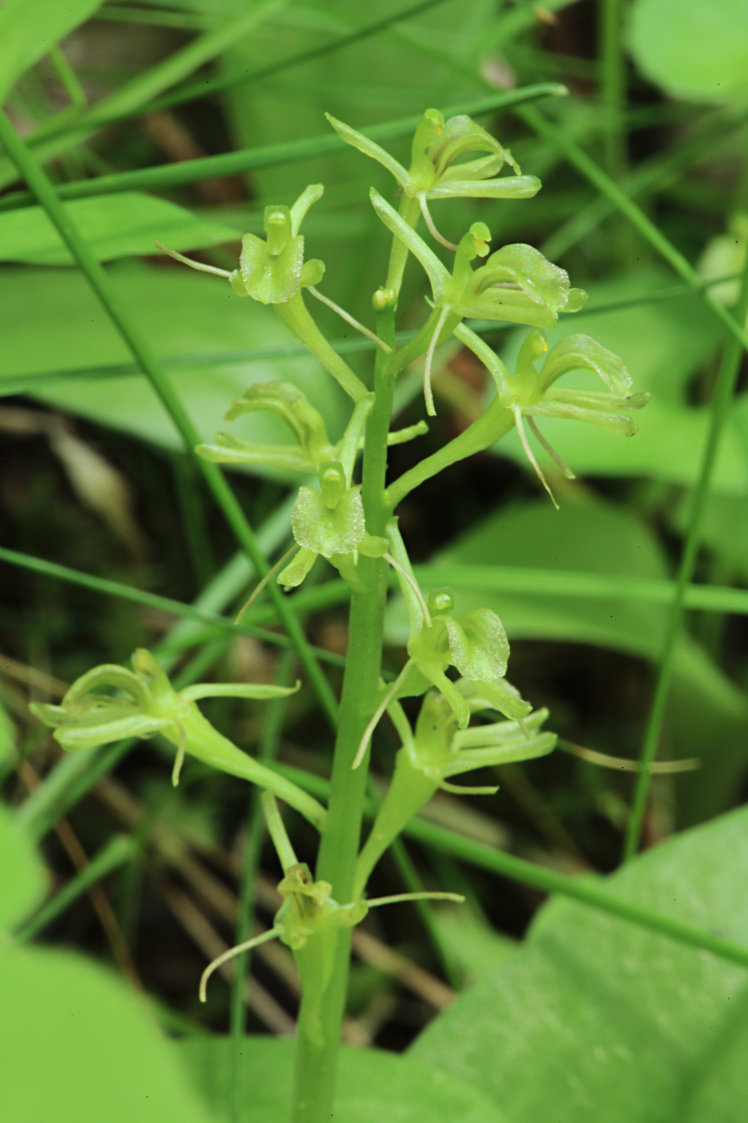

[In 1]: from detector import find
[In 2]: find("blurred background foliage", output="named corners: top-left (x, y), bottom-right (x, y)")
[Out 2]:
top-left (1, 0), bottom-right (748, 1109)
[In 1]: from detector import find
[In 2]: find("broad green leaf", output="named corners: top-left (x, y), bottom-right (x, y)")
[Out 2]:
top-left (627, 0), bottom-right (748, 103)
top-left (671, 486), bottom-right (748, 582)
top-left (0, 0), bottom-right (102, 105)
top-left (0, 195), bottom-right (239, 266)
top-left (0, 803), bottom-right (46, 931)
top-left (0, 265), bottom-right (348, 471)
top-left (411, 805), bottom-right (748, 1123)
top-left (390, 496), bottom-right (748, 821)
top-left (177, 1034), bottom-right (509, 1123)
top-left (0, 944), bottom-right (212, 1123)
top-left (433, 905), bottom-right (520, 985)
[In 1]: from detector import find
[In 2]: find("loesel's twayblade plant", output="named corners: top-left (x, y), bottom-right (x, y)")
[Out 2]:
top-left (32, 109), bottom-right (647, 1123)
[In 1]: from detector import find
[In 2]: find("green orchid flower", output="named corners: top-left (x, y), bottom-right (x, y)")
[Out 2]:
top-left (30, 649), bottom-right (325, 829)
top-left (198, 387), bottom-right (430, 603)
top-left (456, 325), bottom-right (650, 506)
top-left (353, 524), bottom-right (534, 769)
top-left (404, 685), bottom-right (556, 794)
top-left (327, 108), bottom-right (540, 250)
top-left (158, 184), bottom-right (367, 402)
top-left (399, 593), bottom-right (533, 730)
top-left (197, 380), bottom-right (427, 476)
top-left (199, 793), bottom-right (462, 1027)
top-left (277, 458), bottom-right (383, 589)
top-left (197, 381), bottom-right (345, 473)
top-left (370, 189), bottom-right (586, 414)
top-left (354, 685), bottom-right (555, 895)
top-left (385, 327), bottom-right (649, 510)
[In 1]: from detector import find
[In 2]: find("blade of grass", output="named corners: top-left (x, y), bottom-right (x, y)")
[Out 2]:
top-left (542, 105), bottom-right (748, 261)
top-left (623, 235), bottom-right (748, 860)
top-left (406, 816), bottom-right (748, 972)
top-left (267, 764), bottom-right (748, 973)
top-left (14, 833), bottom-right (136, 943)
top-left (516, 103), bottom-right (748, 357)
top-left (0, 84), bottom-right (567, 211)
top-left (94, 4), bottom-right (213, 30)
top-left (7, 545), bottom-right (748, 630)
top-left (0, 108), bottom-right (337, 726)
top-left (0, 544), bottom-right (348, 661)
top-left (47, 44), bottom-right (87, 110)
top-left (45, 0), bottom-right (457, 137)
top-left (0, 0), bottom-right (292, 190)
top-left (417, 564), bottom-right (748, 617)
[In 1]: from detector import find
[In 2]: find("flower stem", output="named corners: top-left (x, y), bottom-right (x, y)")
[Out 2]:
top-left (386, 396), bottom-right (515, 509)
top-left (288, 305), bottom-right (396, 1122)
top-left (274, 292), bottom-right (368, 401)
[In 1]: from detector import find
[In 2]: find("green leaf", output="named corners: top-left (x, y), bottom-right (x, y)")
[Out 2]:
top-left (0, 264), bottom-right (348, 470)
top-left (0, 0), bottom-right (103, 105)
top-left (0, 194), bottom-right (239, 266)
top-left (176, 1034), bottom-right (509, 1123)
top-left (627, 0), bottom-right (748, 103)
top-left (0, 804), bottom-right (46, 931)
top-left (0, 944), bottom-right (212, 1123)
top-left (411, 805), bottom-right (748, 1123)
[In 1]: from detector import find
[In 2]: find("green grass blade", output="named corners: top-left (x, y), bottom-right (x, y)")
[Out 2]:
top-left (14, 834), bottom-right (136, 943)
top-left (0, 0), bottom-right (291, 189)
top-left (623, 238), bottom-right (748, 860)
top-left (0, 85), bottom-right (567, 211)
top-left (406, 817), bottom-right (748, 972)
top-left (518, 103), bottom-right (748, 357)
top-left (42, 0), bottom-right (456, 136)
top-left (0, 0), bottom-right (102, 106)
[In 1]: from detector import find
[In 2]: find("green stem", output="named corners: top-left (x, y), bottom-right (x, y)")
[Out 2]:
top-left (385, 194), bottom-right (421, 296)
top-left (599, 0), bottom-right (626, 182)
top-left (275, 293), bottom-right (369, 402)
top-left (288, 306), bottom-right (397, 1123)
